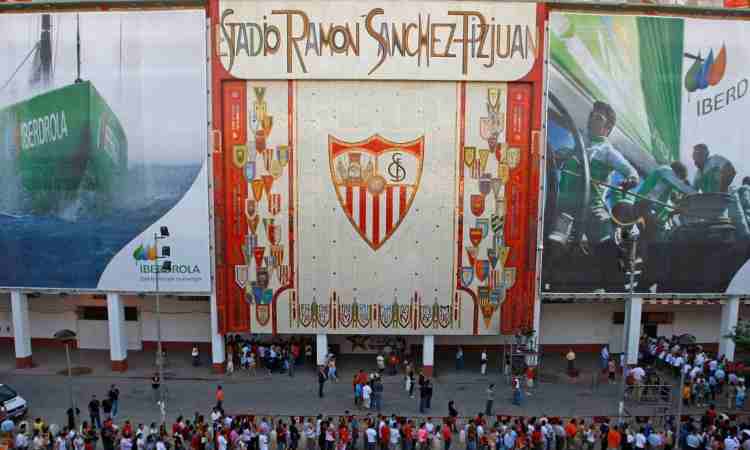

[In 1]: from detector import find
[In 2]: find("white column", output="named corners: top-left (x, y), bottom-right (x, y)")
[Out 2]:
top-left (720, 296), bottom-right (740, 361)
top-left (423, 335), bottom-right (435, 377)
top-left (210, 293), bottom-right (225, 371)
top-left (107, 293), bottom-right (128, 371)
top-left (10, 291), bottom-right (32, 368)
top-left (316, 334), bottom-right (328, 366)
top-left (623, 297), bottom-right (642, 366)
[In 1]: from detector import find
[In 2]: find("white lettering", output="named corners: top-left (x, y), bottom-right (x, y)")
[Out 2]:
top-left (20, 111), bottom-right (69, 150)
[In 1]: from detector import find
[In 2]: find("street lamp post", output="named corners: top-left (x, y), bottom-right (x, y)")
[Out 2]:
top-left (618, 224), bottom-right (640, 423)
top-left (53, 329), bottom-right (78, 427)
top-left (153, 226), bottom-right (171, 425)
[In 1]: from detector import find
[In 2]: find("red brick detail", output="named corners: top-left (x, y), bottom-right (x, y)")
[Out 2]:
top-left (16, 356), bottom-right (33, 369)
top-left (422, 365), bottom-right (434, 378)
top-left (212, 363), bottom-right (226, 374)
top-left (111, 359), bottom-right (128, 372)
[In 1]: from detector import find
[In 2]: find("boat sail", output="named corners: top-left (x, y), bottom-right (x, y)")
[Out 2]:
top-left (0, 13), bottom-right (128, 214)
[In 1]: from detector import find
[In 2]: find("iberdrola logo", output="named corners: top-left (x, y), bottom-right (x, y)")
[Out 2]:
top-left (684, 44), bottom-right (727, 92)
top-left (132, 243), bottom-right (158, 262)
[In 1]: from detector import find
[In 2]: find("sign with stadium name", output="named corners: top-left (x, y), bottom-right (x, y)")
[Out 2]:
top-left (216, 1), bottom-right (538, 81)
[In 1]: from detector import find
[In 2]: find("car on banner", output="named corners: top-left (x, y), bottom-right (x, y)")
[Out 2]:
top-left (543, 61), bottom-right (750, 294)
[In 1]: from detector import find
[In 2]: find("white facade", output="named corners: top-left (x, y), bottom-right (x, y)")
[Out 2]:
top-left (0, 293), bottom-right (211, 350)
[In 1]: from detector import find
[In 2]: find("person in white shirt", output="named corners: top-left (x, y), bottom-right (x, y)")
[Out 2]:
top-left (259, 433), bottom-right (269, 450)
top-left (389, 425), bottom-right (400, 450)
top-left (362, 384), bottom-right (373, 409)
top-left (366, 426), bottom-right (378, 450)
top-left (480, 350), bottom-right (488, 375)
top-left (218, 433), bottom-right (228, 450)
top-left (15, 429), bottom-right (29, 450)
top-left (155, 439), bottom-right (167, 450)
top-left (634, 429), bottom-right (647, 450)
top-left (725, 435), bottom-right (740, 450)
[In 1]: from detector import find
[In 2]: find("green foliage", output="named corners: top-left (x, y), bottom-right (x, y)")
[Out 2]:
top-left (728, 320), bottom-right (750, 352)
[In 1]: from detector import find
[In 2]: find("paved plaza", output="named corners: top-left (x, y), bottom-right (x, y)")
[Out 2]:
top-left (0, 343), bottom-right (703, 427)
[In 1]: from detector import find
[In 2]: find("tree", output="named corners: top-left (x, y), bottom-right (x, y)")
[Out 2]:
top-left (727, 320), bottom-right (750, 353)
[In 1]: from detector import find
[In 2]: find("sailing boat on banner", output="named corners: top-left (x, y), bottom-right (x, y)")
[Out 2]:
top-left (0, 14), bottom-right (128, 213)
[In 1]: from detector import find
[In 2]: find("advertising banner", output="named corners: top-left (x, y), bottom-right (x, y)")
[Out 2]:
top-left (216, 0), bottom-right (538, 81)
top-left (543, 12), bottom-right (750, 294)
top-left (0, 10), bottom-right (211, 292)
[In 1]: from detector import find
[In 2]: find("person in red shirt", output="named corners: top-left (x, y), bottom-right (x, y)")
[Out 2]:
top-left (564, 420), bottom-right (577, 450)
top-left (380, 423), bottom-right (390, 450)
top-left (404, 421), bottom-right (414, 449)
top-left (441, 424), bottom-right (452, 450)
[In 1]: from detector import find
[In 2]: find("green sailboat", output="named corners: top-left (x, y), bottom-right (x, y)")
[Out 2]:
top-left (0, 14), bottom-right (127, 213)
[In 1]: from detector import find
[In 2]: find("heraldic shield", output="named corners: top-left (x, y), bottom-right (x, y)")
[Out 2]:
top-left (328, 134), bottom-right (425, 250)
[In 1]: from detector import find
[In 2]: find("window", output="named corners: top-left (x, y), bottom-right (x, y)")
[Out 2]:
top-left (80, 306), bottom-right (138, 321)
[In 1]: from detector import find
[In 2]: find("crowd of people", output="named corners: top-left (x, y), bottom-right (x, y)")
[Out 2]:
top-left (6, 404), bottom-right (750, 450)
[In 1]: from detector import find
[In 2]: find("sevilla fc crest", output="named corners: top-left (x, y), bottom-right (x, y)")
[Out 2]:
top-left (329, 134), bottom-right (424, 250)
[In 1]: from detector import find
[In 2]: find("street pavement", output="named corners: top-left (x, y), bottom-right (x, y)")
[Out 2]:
top-left (0, 344), bottom-right (689, 427)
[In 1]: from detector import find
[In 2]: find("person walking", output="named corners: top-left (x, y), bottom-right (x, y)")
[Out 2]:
top-left (512, 377), bottom-right (522, 406)
top-left (456, 348), bottom-right (464, 371)
top-left (485, 384), bottom-right (495, 417)
top-left (151, 373), bottom-right (161, 404)
top-left (425, 380), bottom-right (433, 410)
top-left (419, 383), bottom-right (428, 413)
top-left (88, 395), bottom-right (101, 429)
top-left (192, 345), bottom-right (200, 367)
top-left (318, 366), bottom-right (328, 398)
top-left (480, 350), bottom-right (488, 376)
top-left (107, 385), bottom-right (120, 419)
top-left (215, 386), bottom-right (225, 412)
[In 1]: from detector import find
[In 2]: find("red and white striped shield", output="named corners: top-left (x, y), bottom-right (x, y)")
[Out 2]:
top-left (329, 134), bottom-right (424, 251)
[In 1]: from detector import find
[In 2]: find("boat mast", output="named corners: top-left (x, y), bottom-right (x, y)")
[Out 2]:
top-left (75, 14), bottom-right (82, 83)
top-left (39, 15), bottom-right (52, 86)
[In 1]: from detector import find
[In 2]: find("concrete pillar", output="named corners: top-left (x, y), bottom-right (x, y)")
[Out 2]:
top-left (422, 335), bottom-right (434, 377)
top-left (720, 296), bottom-right (740, 362)
top-left (623, 297), bottom-right (642, 366)
top-left (316, 334), bottom-right (328, 366)
top-left (10, 291), bottom-right (32, 369)
top-left (210, 293), bottom-right (225, 373)
top-left (107, 293), bottom-right (128, 372)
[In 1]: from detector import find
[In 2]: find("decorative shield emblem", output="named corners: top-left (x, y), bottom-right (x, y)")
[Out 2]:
top-left (478, 286), bottom-right (490, 302)
top-left (506, 147), bottom-right (521, 169)
top-left (490, 288), bottom-right (504, 305)
top-left (480, 118), bottom-right (497, 141)
top-left (278, 265), bottom-right (290, 284)
top-left (234, 265), bottom-right (248, 289)
top-left (487, 248), bottom-right (498, 269)
top-left (268, 193), bottom-right (281, 216)
top-left (478, 148), bottom-right (491, 173)
top-left (490, 214), bottom-right (503, 234)
top-left (251, 179), bottom-right (265, 202)
top-left (500, 246), bottom-right (511, 266)
top-left (252, 285), bottom-right (263, 303)
top-left (262, 288), bottom-right (273, 304)
top-left (460, 266), bottom-right (474, 287)
top-left (469, 227), bottom-right (483, 247)
top-left (493, 233), bottom-right (504, 251)
top-left (495, 199), bottom-right (506, 217)
top-left (255, 129), bottom-right (266, 152)
top-left (261, 174), bottom-right (274, 196)
top-left (257, 267), bottom-right (270, 289)
top-left (265, 255), bottom-right (276, 270)
top-left (263, 218), bottom-right (275, 237)
top-left (498, 164), bottom-right (510, 185)
top-left (476, 219), bottom-right (489, 239)
top-left (233, 144), bottom-right (248, 169)
top-left (271, 244), bottom-right (284, 264)
top-left (268, 225), bottom-right (280, 245)
top-left (277, 145), bottom-right (289, 168)
top-left (245, 161), bottom-right (256, 181)
top-left (248, 215), bottom-right (260, 235)
top-left (464, 146), bottom-right (476, 169)
top-left (491, 177), bottom-right (504, 200)
top-left (329, 134), bottom-right (424, 250)
top-left (466, 246), bottom-right (478, 267)
top-left (503, 267), bottom-right (517, 287)
top-left (253, 246), bottom-right (265, 268)
top-left (256, 304), bottom-right (271, 326)
top-left (470, 194), bottom-right (485, 217)
top-left (245, 199), bottom-right (256, 219)
top-left (475, 259), bottom-right (490, 282)
top-left (270, 160), bottom-right (283, 179)
top-left (479, 175), bottom-right (492, 197)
